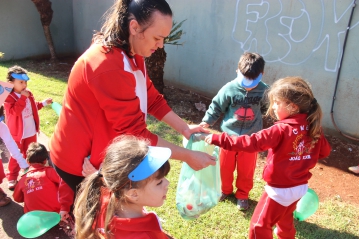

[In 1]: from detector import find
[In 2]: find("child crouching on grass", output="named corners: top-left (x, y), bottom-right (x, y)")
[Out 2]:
top-left (205, 76), bottom-right (331, 239)
top-left (74, 135), bottom-right (171, 239)
top-left (13, 142), bottom-right (73, 222)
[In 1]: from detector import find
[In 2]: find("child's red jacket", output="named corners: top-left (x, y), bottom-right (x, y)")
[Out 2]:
top-left (95, 189), bottom-right (168, 239)
top-left (13, 164), bottom-right (74, 213)
top-left (4, 91), bottom-right (43, 142)
top-left (211, 114), bottom-right (331, 188)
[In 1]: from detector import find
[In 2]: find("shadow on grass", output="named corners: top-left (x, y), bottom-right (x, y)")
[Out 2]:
top-left (295, 220), bottom-right (358, 239)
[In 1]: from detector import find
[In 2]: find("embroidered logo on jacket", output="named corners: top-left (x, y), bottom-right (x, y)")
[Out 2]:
top-left (25, 176), bottom-right (43, 194)
top-left (288, 125), bottom-right (312, 161)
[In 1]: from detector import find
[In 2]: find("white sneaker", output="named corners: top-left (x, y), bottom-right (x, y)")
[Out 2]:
top-left (348, 166), bottom-right (359, 174)
top-left (7, 180), bottom-right (17, 191)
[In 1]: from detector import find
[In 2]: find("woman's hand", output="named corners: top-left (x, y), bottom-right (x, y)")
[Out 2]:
top-left (182, 124), bottom-right (210, 140)
top-left (82, 157), bottom-right (98, 177)
top-left (205, 134), bottom-right (213, 144)
top-left (185, 150), bottom-right (216, 170)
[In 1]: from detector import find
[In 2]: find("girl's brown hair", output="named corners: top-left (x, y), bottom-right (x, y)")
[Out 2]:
top-left (6, 65), bottom-right (27, 82)
top-left (93, 0), bottom-right (172, 57)
top-left (266, 76), bottom-right (323, 147)
top-left (74, 135), bottom-right (170, 239)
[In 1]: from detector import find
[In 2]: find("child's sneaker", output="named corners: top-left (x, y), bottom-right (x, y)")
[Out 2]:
top-left (348, 165), bottom-right (359, 174)
top-left (0, 188), bottom-right (11, 207)
top-left (8, 180), bottom-right (17, 191)
top-left (219, 193), bottom-right (230, 202)
top-left (237, 199), bottom-right (249, 210)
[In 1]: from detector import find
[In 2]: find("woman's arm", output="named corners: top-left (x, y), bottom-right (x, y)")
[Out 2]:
top-left (156, 137), bottom-right (215, 170)
top-left (161, 111), bottom-right (210, 139)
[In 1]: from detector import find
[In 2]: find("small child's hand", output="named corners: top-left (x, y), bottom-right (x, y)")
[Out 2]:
top-left (44, 98), bottom-right (53, 105)
top-left (199, 122), bottom-right (209, 128)
top-left (204, 134), bottom-right (213, 144)
top-left (21, 90), bottom-right (30, 97)
top-left (59, 211), bottom-right (70, 223)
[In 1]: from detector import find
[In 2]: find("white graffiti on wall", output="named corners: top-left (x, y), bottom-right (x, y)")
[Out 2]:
top-left (232, 0), bottom-right (359, 72)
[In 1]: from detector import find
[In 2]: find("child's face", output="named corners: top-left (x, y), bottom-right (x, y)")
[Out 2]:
top-left (272, 97), bottom-right (293, 120)
top-left (136, 175), bottom-right (169, 207)
top-left (10, 79), bottom-right (27, 94)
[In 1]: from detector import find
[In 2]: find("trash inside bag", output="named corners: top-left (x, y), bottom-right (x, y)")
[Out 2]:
top-left (176, 134), bottom-right (221, 220)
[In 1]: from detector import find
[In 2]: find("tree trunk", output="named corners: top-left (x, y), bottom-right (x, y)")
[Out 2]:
top-left (31, 0), bottom-right (57, 60)
top-left (145, 47), bottom-right (167, 95)
top-left (42, 25), bottom-right (56, 60)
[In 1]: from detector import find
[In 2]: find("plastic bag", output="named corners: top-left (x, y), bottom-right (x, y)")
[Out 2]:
top-left (176, 134), bottom-right (221, 220)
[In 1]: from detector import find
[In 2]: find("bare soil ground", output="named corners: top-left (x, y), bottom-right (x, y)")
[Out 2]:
top-left (163, 85), bottom-right (359, 206)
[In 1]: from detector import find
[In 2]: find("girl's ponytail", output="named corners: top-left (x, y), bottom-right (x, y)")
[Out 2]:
top-left (74, 174), bottom-right (104, 239)
top-left (307, 98), bottom-right (323, 148)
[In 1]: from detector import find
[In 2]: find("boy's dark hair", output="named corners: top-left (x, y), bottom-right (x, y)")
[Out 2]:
top-left (238, 52), bottom-right (265, 80)
top-left (7, 65), bottom-right (28, 82)
top-left (26, 142), bottom-right (49, 164)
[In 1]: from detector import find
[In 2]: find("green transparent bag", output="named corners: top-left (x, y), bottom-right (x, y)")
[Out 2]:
top-left (176, 134), bottom-right (221, 220)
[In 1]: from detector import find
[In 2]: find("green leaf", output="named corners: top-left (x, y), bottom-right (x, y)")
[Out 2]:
top-left (165, 19), bottom-right (187, 46)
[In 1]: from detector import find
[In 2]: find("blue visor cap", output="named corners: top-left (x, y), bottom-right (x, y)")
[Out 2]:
top-left (128, 146), bottom-right (171, 181)
top-left (237, 72), bottom-right (262, 88)
top-left (11, 73), bottom-right (29, 81)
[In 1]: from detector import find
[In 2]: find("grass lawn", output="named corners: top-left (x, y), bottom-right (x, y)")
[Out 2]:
top-left (1, 60), bottom-right (358, 239)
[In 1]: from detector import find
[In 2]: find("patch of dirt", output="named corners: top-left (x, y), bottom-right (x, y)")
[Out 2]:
top-left (163, 85), bottom-right (359, 206)
top-left (7, 57), bottom-right (359, 206)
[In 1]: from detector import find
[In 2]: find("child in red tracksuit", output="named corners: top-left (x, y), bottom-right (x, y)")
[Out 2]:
top-left (205, 76), bottom-right (331, 239)
top-left (74, 135), bottom-right (172, 239)
top-left (4, 65), bottom-right (52, 190)
top-left (13, 142), bottom-right (73, 222)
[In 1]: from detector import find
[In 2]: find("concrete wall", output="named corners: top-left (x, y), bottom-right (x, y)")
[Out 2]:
top-left (0, 0), bottom-right (74, 60)
top-left (1, 0), bottom-right (358, 137)
top-left (165, 0), bottom-right (359, 138)
top-left (72, 0), bottom-right (113, 55)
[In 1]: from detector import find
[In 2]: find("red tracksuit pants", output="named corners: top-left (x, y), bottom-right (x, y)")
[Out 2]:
top-left (6, 134), bottom-right (37, 181)
top-left (219, 148), bottom-right (257, 199)
top-left (249, 191), bottom-right (299, 239)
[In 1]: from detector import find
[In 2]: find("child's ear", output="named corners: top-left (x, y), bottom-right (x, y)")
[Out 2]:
top-left (124, 188), bottom-right (139, 202)
top-left (288, 103), bottom-right (299, 114)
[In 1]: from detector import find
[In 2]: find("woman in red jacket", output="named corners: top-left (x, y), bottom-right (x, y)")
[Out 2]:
top-left (206, 76), bottom-right (331, 239)
top-left (49, 0), bottom-right (215, 193)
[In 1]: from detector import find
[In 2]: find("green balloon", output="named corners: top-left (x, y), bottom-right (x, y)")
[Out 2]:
top-left (51, 102), bottom-right (62, 116)
top-left (293, 188), bottom-right (319, 221)
top-left (17, 210), bottom-right (60, 238)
